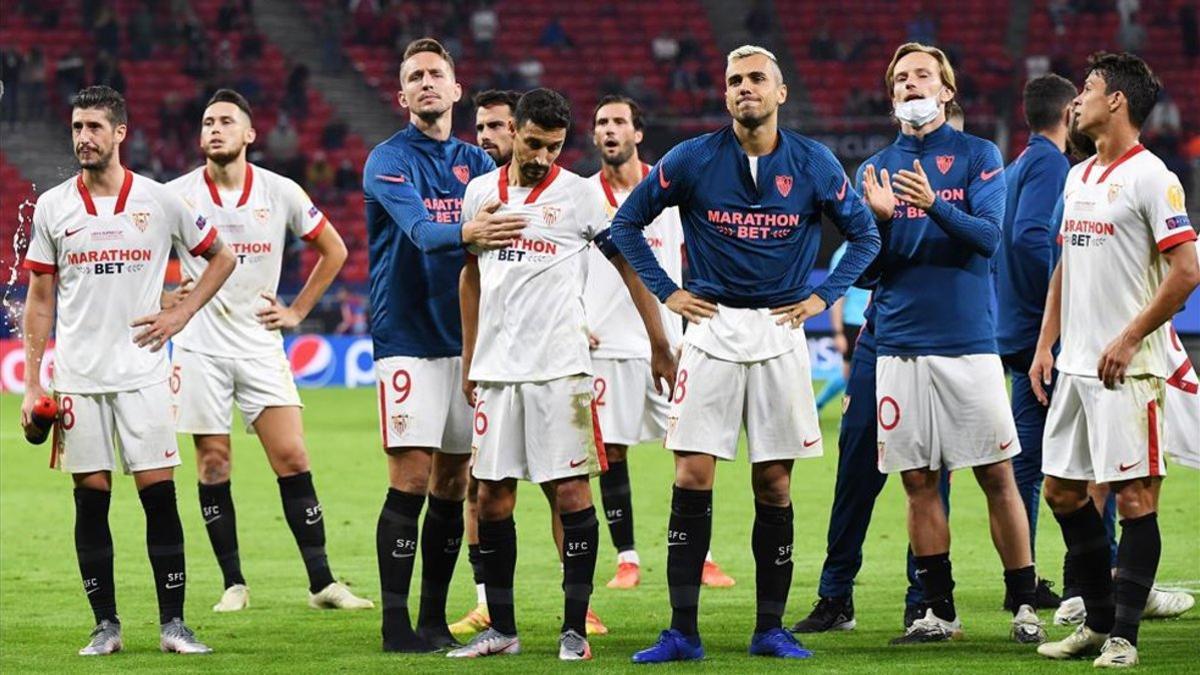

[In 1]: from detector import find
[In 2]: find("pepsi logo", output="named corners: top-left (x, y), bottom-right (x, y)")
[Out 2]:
top-left (287, 335), bottom-right (336, 387)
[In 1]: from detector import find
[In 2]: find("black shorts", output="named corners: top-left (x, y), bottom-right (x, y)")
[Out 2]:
top-left (842, 323), bottom-right (862, 364)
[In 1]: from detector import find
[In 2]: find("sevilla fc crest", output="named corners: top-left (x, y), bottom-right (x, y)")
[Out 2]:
top-left (775, 175), bottom-right (793, 198)
top-left (130, 212), bottom-right (151, 232)
top-left (390, 413), bottom-right (411, 437)
top-left (254, 208), bottom-right (270, 225)
top-left (542, 205), bottom-right (562, 226)
top-left (937, 155), bottom-right (955, 175)
top-left (453, 165), bottom-right (470, 185)
top-left (1108, 182), bottom-right (1123, 203)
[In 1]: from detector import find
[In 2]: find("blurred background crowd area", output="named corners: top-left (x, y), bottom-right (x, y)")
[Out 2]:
top-left (1, 0), bottom-right (1197, 334)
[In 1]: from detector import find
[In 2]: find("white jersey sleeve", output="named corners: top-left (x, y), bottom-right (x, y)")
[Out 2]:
top-left (162, 186), bottom-right (217, 257)
top-left (1139, 166), bottom-right (1194, 252)
top-left (575, 181), bottom-right (608, 241)
top-left (281, 178), bottom-right (328, 241)
top-left (24, 195), bottom-right (57, 272)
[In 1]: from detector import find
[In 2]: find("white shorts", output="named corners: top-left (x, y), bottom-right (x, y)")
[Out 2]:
top-left (592, 358), bottom-right (669, 446)
top-left (1043, 373), bottom-right (1167, 483)
top-left (173, 347), bottom-right (302, 434)
top-left (471, 374), bottom-right (607, 484)
top-left (876, 354), bottom-right (1020, 473)
top-left (51, 381), bottom-right (181, 475)
top-left (1165, 370), bottom-right (1200, 470)
top-left (664, 341), bottom-right (822, 463)
top-left (375, 356), bottom-right (472, 454)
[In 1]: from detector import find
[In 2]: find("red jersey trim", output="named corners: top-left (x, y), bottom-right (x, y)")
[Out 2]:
top-left (1157, 228), bottom-right (1198, 252)
top-left (1147, 399), bottom-right (1160, 477)
top-left (598, 163), bottom-right (652, 209)
top-left (203, 164), bottom-right (254, 208)
top-left (22, 259), bottom-right (57, 274)
top-left (188, 227), bottom-right (218, 257)
top-left (498, 164), bottom-right (562, 204)
top-left (1081, 144), bottom-right (1145, 183)
top-left (76, 168), bottom-right (133, 215)
top-left (300, 217), bottom-right (328, 242)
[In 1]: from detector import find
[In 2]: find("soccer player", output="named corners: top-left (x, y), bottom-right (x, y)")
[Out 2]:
top-left (362, 38), bottom-right (524, 652)
top-left (453, 87), bottom-right (611, 640)
top-left (996, 74), bottom-right (1077, 611)
top-left (613, 45), bottom-right (881, 662)
top-left (450, 88), bottom-right (674, 661)
top-left (584, 93), bottom-right (735, 590)
top-left (1031, 52), bottom-right (1199, 667)
top-left (858, 43), bottom-right (1044, 645)
top-left (166, 88), bottom-right (371, 613)
top-left (19, 85), bottom-right (235, 655)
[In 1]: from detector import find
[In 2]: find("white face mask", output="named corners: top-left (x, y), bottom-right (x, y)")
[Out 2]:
top-left (894, 89), bottom-right (944, 128)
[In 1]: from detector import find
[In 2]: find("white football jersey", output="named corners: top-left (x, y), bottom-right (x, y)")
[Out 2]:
top-left (23, 169), bottom-right (217, 393)
top-left (168, 164), bottom-right (326, 357)
top-left (464, 165), bottom-right (607, 382)
top-left (1165, 324), bottom-right (1200, 468)
top-left (1056, 145), bottom-right (1196, 379)
top-left (583, 166), bottom-right (685, 358)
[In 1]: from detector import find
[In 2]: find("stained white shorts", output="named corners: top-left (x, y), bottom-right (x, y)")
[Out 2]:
top-left (664, 342), bottom-right (823, 463)
top-left (52, 381), bottom-right (181, 475)
top-left (876, 354), bottom-right (1020, 473)
top-left (1043, 373), bottom-right (1168, 483)
top-left (375, 356), bottom-right (473, 454)
top-left (471, 374), bottom-right (607, 484)
top-left (591, 357), bottom-right (669, 446)
top-left (173, 346), bottom-right (302, 434)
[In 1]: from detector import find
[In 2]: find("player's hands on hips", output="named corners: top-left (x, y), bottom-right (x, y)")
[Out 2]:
top-left (462, 200), bottom-right (527, 250)
top-left (588, 332), bottom-right (600, 351)
top-left (892, 160), bottom-right (936, 211)
top-left (131, 305), bottom-right (192, 352)
top-left (160, 276), bottom-right (194, 310)
top-left (1029, 347), bottom-right (1056, 406)
top-left (771, 293), bottom-right (827, 328)
top-left (19, 383), bottom-right (47, 430)
top-left (1097, 330), bottom-right (1139, 389)
top-left (649, 340), bottom-right (677, 397)
top-left (861, 164), bottom-right (897, 221)
top-left (665, 290), bottom-right (717, 323)
top-left (256, 292), bottom-right (303, 330)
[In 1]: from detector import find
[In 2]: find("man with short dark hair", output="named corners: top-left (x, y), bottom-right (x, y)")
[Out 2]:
top-left (166, 87), bottom-right (368, 614)
top-left (995, 73), bottom-right (1077, 612)
top-left (363, 37), bottom-right (524, 653)
top-left (453, 88), bottom-right (674, 661)
top-left (20, 85), bottom-right (236, 656)
top-left (1032, 51), bottom-right (1199, 667)
top-left (474, 89), bottom-right (521, 165)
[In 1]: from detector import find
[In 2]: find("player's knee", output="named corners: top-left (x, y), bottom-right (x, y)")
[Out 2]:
top-left (270, 445), bottom-right (310, 477)
top-left (1043, 480), bottom-right (1087, 514)
top-left (750, 474), bottom-right (790, 506)
top-left (899, 469), bottom-right (938, 496)
top-left (1113, 479), bottom-right (1158, 519)
top-left (974, 461), bottom-right (1016, 495)
top-left (606, 445), bottom-right (628, 463)
top-left (431, 458), bottom-right (470, 500)
top-left (554, 478), bottom-right (593, 513)
top-left (195, 440), bottom-right (232, 484)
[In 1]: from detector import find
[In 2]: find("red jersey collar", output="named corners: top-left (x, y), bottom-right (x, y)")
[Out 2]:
top-left (77, 168), bottom-right (134, 216)
top-left (1081, 143), bottom-right (1145, 184)
top-left (598, 163), bottom-right (651, 208)
top-left (498, 163), bottom-right (562, 204)
top-left (203, 163), bottom-right (254, 208)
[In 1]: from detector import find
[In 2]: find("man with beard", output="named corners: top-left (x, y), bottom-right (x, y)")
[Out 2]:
top-left (20, 85), bottom-right (236, 655)
top-left (165, 88), bottom-right (370, 614)
top-left (612, 46), bottom-right (880, 662)
top-left (474, 89), bottom-right (521, 165)
top-left (451, 86), bottom-right (611, 640)
top-left (362, 38), bottom-right (525, 653)
top-left (451, 87), bottom-right (674, 661)
top-left (995, 74), bottom-right (1077, 612)
top-left (583, 94), bottom-right (735, 591)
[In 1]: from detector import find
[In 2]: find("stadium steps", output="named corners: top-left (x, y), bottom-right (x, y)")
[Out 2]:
top-left (696, 0), bottom-right (813, 126)
top-left (0, 120), bottom-right (77, 196)
top-left (250, 0), bottom-right (401, 149)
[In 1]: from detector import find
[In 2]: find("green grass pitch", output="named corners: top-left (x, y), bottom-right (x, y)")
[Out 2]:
top-left (2, 388), bottom-right (1197, 673)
